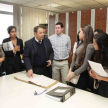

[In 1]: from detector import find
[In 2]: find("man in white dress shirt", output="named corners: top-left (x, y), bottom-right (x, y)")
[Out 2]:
top-left (49, 22), bottom-right (71, 84)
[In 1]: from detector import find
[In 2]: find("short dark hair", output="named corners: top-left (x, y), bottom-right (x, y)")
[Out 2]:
top-left (56, 22), bottom-right (63, 28)
top-left (7, 26), bottom-right (16, 34)
top-left (34, 26), bottom-right (43, 33)
top-left (94, 29), bottom-right (104, 34)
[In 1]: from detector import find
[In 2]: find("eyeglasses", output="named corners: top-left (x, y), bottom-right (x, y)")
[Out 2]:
top-left (34, 89), bottom-right (47, 95)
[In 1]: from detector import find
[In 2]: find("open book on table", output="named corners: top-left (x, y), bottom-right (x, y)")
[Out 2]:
top-left (14, 74), bottom-right (58, 89)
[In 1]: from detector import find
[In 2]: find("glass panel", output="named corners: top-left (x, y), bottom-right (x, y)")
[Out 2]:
top-left (0, 3), bottom-right (13, 12)
top-left (0, 14), bottom-right (13, 44)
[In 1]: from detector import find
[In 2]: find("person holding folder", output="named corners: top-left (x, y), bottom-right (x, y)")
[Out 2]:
top-left (66, 25), bottom-right (94, 90)
top-left (2, 26), bottom-right (23, 75)
top-left (89, 33), bottom-right (108, 97)
top-left (23, 26), bottom-right (54, 78)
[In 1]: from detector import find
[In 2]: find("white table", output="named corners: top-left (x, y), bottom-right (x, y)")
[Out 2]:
top-left (0, 71), bottom-right (108, 108)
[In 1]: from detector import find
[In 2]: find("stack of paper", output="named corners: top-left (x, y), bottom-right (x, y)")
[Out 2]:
top-left (88, 60), bottom-right (108, 77)
top-left (45, 86), bottom-right (75, 102)
top-left (30, 75), bottom-right (57, 88)
top-left (3, 41), bottom-right (14, 51)
top-left (45, 94), bottom-right (62, 102)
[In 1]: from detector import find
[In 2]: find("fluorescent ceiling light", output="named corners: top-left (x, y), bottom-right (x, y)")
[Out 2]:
top-left (46, 3), bottom-right (61, 7)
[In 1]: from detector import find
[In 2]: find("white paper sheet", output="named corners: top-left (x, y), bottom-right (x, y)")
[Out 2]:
top-left (45, 94), bottom-right (62, 102)
top-left (54, 89), bottom-right (67, 93)
top-left (3, 41), bottom-right (14, 51)
top-left (30, 75), bottom-right (56, 87)
top-left (88, 60), bottom-right (108, 77)
top-left (15, 73), bottom-right (57, 88)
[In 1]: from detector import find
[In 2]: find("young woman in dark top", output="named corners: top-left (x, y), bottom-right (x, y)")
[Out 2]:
top-left (66, 25), bottom-right (94, 90)
top-left (2, 26), bottom-right (23, 75)
top-left (90, 33), bottom-right (108, 97)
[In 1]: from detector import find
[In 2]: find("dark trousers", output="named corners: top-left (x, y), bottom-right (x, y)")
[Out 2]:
top-left (5, 63), bottom-right (22, 75)
top-left (98, 81), bottom-right (108, 98)
top-left (33, 66), bottom-right (51, 78)
top-left (0, 66), bottom-right (2, 77)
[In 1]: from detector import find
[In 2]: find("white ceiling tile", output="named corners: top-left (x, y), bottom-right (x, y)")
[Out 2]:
top-left (75, 6), bottom-right (90, 10)
top-left (0, 0), bottom-right (107, 13)
top-left (30, 0), bottom-right (49, 3)
top-left (80, 1), bottom-right (100, 5)
top-left (62, 7), bottom-right (79, 11)
top-left (95, 0), bottom-right (108, 4)
top-left (23, 3), bottom-right (41, 7)
top-left (36, 6), bottom-right (53, 9)
top-left (94, 0), bottom-right (108, 6)
top-left (24, 0), bottom-right (52, 7)
top-left (23, 0), bottom-right (35, 2)
top-left (72, 0), bottom-right (91, 3)
top-left (23, 0), bottom-right (50, 4)
top-left (36, 6), bottom-right (61, 10)
top-left (36, 6), bottom-right (61, 13)
top-left (47, 0), bottom-right (61, 2)
top-left (39, 2), bottom-right (52, 6)
top-left (50, 8), bottom-right (62, 11)
top-left (54, 0), bottom-right (76, 5)
top-left (56, 6), bottom-right (71, 9)
top-left (88, 4), bottom-right (105, 9)
top-left (0, 0), bottom-right (35, 4)
top-left (102, 3), bottom-right (108, 7)
top-left (67, 3), bottom-right (85, 8)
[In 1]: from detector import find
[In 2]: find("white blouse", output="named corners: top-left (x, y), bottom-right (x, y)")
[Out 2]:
top-left (73, 42), bottom-right (77, 54)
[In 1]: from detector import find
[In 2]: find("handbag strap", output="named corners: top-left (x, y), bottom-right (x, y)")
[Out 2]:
top-left (94, 79), bottom-right (100, 89)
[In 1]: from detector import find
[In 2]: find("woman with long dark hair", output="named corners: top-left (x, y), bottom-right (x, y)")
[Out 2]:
top-left (2, 26), bottom-right (23, 75)
top-left (90, 33), bottom-right (108, 97)
top-left (66, 25), bottom-right (94, 90)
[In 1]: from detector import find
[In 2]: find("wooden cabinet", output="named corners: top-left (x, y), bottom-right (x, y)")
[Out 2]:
top-left (39, 23), bottom-right (48, 38)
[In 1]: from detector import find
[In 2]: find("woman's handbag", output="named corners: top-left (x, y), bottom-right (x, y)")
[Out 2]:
top-left (70, 65), bottom-right (80, 85)
top-left (70, 75), bottom-right (80, 85)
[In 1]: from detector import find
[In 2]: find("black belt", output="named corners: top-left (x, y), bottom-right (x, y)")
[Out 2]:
top-left (54, 59), bottom-right (68, 61)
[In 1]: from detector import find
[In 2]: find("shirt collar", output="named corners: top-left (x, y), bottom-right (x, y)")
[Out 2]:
top-left (56, 33), bottom-right (63, 37)
top-left (35, 37), bottom-right (42, 43)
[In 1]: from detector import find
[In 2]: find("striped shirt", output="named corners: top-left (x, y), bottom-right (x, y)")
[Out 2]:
top-left (49, 33), bottom-right (71, 60)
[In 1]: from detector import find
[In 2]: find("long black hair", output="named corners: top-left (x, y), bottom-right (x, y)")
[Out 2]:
top-left (77, 31), bottom-right (80, 45)
top-left (93, 33), bottom-right (108, 67)
top-left (94, 29), bottom-right (104, 34)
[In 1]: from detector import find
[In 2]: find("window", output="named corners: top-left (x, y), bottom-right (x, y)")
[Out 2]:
top-left (0, 3), bottom-right (13, 12)
top-left (0, 14), bottom-right (13, 44)
top-left (0, 3), bottom-right (13, 44)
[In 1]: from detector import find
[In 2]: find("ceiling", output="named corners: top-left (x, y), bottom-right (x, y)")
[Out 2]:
top-left (0, 0), bottom-right (108, 13)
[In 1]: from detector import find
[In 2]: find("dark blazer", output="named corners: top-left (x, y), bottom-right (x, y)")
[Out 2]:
top-left (2, 37), bottom-right (23, 65)
top-left (23, 37), bottom-right (54, 75)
